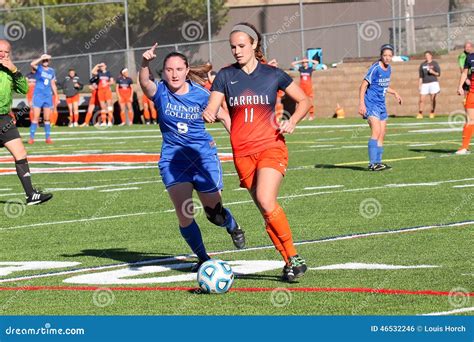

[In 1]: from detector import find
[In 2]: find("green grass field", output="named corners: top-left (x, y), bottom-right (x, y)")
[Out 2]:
top-left (0, 117), bottom-right (472, 315)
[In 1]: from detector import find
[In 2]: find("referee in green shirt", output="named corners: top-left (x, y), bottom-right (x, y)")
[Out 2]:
top-left (0, 39), bottom-right (52, 205)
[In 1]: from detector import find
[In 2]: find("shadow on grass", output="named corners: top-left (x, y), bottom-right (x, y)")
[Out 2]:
top-left (314, 164), bottom-right (367, 171)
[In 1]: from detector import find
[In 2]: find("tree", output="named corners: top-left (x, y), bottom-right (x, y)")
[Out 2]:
top-left (2, 0), bottom-right (228, 57)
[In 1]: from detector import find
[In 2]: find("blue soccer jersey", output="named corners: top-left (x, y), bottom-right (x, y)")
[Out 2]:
top-left (153, 80), bottom-right (217, 162)
top-left (364, 61), bottom-right (391, 107)
top-left (33, 65), bottom-right (55, 96)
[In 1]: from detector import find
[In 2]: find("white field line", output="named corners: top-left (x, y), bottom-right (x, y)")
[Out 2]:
top-left (99, 187), bottom-right (140, 193)
top-left (304, 185), bottom-right (344, 190)
top-left (0, 220), bottom-right (472, 284)
top-left (420, 307), bottom-right (474, 316)
top-left (3, 177), bottom-right (474, 231)
top-left (452, 184), bottom-right (474, 188)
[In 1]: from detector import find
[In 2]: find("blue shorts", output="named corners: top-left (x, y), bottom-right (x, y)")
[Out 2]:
top-left (159, 154), bottom-right (223, 193)
top-left (32, 93), bottom-right (53, 109)
top-left (365, 103), bottom-right (388, 121)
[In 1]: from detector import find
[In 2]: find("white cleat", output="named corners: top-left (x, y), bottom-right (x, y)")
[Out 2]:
top-left (455, 148), bottom-right (471, 155)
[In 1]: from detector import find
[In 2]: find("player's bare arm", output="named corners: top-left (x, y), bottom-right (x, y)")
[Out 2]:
top-left (139, 43), bottom-right (158, 99)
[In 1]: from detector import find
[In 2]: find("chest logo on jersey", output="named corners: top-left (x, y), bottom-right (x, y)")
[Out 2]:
top-left (164, 102), bottom-right (201, 120)
top-left (229, 95), bottom-right (270, 107)
top-left (40, 71), bottom-right (53, 80)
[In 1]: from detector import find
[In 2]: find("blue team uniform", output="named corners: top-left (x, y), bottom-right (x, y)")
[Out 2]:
top-left (32, 65), bottom-right (55, 109)
top-left (364, 61), bottom-right (391, 121)
top-left (153, 80), bottom-right (222, 193)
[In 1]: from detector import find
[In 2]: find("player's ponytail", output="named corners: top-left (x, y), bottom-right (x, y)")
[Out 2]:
top-left (162, 52), bottom-right (212, 86)
top-left (231, 22), bottom-right (266, 63)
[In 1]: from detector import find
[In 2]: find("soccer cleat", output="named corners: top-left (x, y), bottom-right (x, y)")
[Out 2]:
top-left (429, 113), bottom-right (435, 119)
top-left (190, 258), bottom-right (210, 272)
top-left (229, 225), bottom-right (246, 249)
top-left (45, 138), bottom-right (53, 144)
top-left (26, 189), bottom-right (53, 206)
top-left (68, 123), bottom-right (73, 127)
top-left (374, 163), bottom-right (391, 171)
top-left (99, 122), bottom-right (106, 127)
top-left (73, 122), bottom-right (78, 127)
top-left (107, 121), bottom-right (113, 127)
top-left (282, 264), bottom-right (295, 282)
top-left (28, 138), bottom-right (34, 145)
top-left (118, 122), bottom-right (126, 126)
top-left (416, 114), bottom-right (423, 119)
top-left (289, 255), bottom-right (307, 278)
top-left (455, 148), bottom-right (471, 155)
top-left (79, 123), bottom-right (88, 127)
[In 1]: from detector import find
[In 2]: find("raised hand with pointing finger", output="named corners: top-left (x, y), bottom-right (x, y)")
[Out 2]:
top-left (142, 43), bottom-right (158, 63)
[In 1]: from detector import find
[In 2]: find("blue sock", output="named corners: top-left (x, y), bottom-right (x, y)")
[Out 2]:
top-left (179, 220), bottom-right (209, 261)
top-left (29, 122), bottom-right (37, 139)
top-left (44, 121), bottom-right (51, 140)
top-left (221, 208), bottom-right (238, 233)
top-left (376, 146), bottom-right (384, 163)
top-left (368, 139), bottom-right (378, 165)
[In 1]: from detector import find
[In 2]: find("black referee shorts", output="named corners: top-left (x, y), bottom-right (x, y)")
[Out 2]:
top-left (0, 114), bottom-right (21, 147)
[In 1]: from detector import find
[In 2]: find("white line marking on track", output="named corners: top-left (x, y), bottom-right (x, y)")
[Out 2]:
top-left (420, 307), bottom-right (474, 316)
top-left (0, 220), bottom-right (472, 284)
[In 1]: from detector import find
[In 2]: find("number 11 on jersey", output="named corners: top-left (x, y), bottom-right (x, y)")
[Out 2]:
top-left (244, 107), bottom-right (254, 123)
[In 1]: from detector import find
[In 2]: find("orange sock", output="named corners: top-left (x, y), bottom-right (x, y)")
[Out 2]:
top-left (128, 111), bottom-right (133, 123)
top-left (120, 111), bottom-right (125, 123)
top-left (73, 113), bottom-right (79, 123)
top-left (101, 110), bottom-right (106, 123)
top-left (265, 224), bottom-right (288, 263)
top-left (263, 204), bottom-right (297, 259)
top-left (108, 111), bottom-right (113, 123)
top-left (50, 110), bottom-right (58, 125)
top-left (84, 111), bottom-right (93, 124)
top-left (461, 124), bottom-right (474, 149)
top-left (143, 108), bottom-right (150, 120)
top-left (151, 107), bottom-right (157, 120)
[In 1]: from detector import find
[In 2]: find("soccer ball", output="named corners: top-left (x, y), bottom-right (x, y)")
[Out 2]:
top-left (197, 259), bottom-right (234, 294)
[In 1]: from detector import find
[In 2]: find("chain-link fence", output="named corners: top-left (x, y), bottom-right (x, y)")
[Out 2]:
top-left (1, 1), bottom-right (474, 81)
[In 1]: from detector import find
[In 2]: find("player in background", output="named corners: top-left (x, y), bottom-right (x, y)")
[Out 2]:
top-left (458, 41), bottom-right (473, 97)
top-left (358, 44), bottom-right (402, 171)
top-left (80, 75), bottom-right (99, 127)
top-left (29, 54), bottom-right (58, 144)
top-left (203, 23), bottom-right (310, 282)
top-left (0, 40), bottom-right (52, 204)
top-left (141, 85), bottom-right (158, 124)
top-left (456, 49), bottom-right (474, 155)
top-left (417, 51), bottom-right (441, 119)
top-left (62, 68), bottom-right (83, 127)
top-left (291, 57), bottom-right (318, 120)
top-left (26, 67), bottom-right (36, 122)
top-left (92, 62), bottom-right (114, 126)
top-left (116, 68), bottom-right (134, 126)
top-left (140, 43), bottom-right (245, 271)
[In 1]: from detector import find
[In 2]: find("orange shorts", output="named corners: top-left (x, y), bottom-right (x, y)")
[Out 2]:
top-left (118, 91), bottom-right (132, 104)
top-left (89, 90), bottom-right (98, 106)
top-left (233, 145), bottom-right (288, 189)
top-left (66, 93), bottom-right (80, 104)
top-left (465, 92), bottom-right (474, 109)
top-left (142, 94), bottom-right (153, 105)
top-left (301, 83), bottom-right (314, 97)
top-left (97, 88), bottom-right (112, 102)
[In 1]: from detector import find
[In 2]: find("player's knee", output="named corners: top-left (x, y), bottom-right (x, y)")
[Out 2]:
top-left (256, 196), bottom-right (276, 214)
top-left (204, 202), bottom-right (226, 226)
